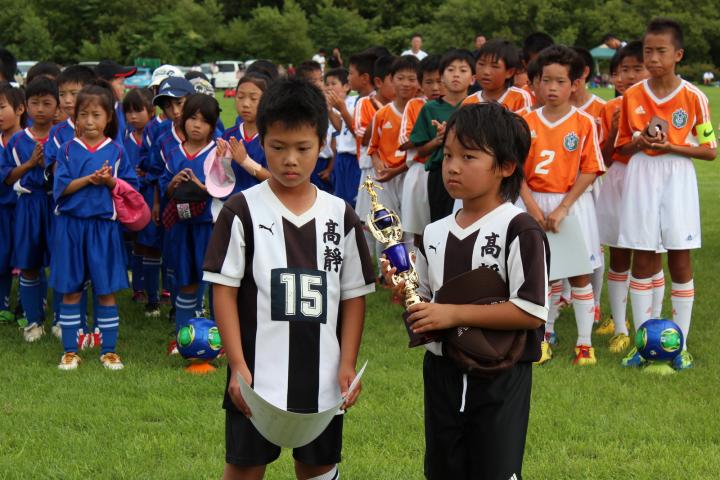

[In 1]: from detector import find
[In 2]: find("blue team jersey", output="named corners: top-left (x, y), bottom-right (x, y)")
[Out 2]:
top-left (139, 116), bottom-right (170, 183)
top-left (123, 129), bottom-right (143, 169)
top-left (115, 102), bottom-right (126, 144)
top-left (150, 124), bottom-right (183, 183)
top-left (0, 128), bottom-right (50, 194)
top-left (0, 133), bottom-right (17, 205)
top-left (159, 141), bottom-right (215, 224)
top-left (222, 123), bottom-right (267, 196)
top-left (54, 138), bottom-right (138, 219)
top-left (45, 118), bottom-right (75, 167)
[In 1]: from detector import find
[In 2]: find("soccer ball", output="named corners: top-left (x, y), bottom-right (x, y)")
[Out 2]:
top-left (635, 318), bottom-right (683, 362)
top-left (176, 317), bottom-right (223, 361)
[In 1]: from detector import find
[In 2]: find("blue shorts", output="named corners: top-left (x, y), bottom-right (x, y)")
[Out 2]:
top-left (166, 221), bottom-right (213, 287)
top-left (311, 157), bottom-right (334, 193)
top-left (49, 215), bottom-right (129, 295)
top-left (13, 192), bottom-right (51, 270)
top-left (332, 153), bottom-right (360, 207)
top-left (0, 205), bottom-right (14, 272)
top-left (136, 185), bottom-right (161, 249)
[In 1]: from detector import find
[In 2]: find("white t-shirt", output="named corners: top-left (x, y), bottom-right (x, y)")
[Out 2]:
top-left (335, 96), bottom-right (358, 154)
top-left (312, 54), bottom-right (326, 71)
top-left (401, 49), bottom-right (428, 60)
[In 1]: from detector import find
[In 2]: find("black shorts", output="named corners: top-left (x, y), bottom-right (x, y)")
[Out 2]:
top-left (423, 352), bottom-right (532, 480)
top-left (427, 168), bottom-right (455, 222)
top-left (225, 410), bottom-right (343, 467)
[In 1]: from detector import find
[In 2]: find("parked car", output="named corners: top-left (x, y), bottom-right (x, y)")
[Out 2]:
top-left (214, 61), bottom-right (245, 89)
top-left (124, 67), bottom-right (152, 89)
top-left (200, 63), bottom-right (215, 85)
top-left (16, 61), bottom-right (37, 84)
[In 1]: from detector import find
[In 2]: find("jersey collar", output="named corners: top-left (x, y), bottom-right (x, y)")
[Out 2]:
top-left (74, 136), bottom-right (112, 153)
top-left (449, 202), bottom-right (515, 240)
top-left (642, 78), bottom-right (686, 105)
top-left (181, 140), bottom-right (215, 160)
top-left (259, 181), bottom-right (321, 228)
top-left (536, 106), bottom-right (576, 129)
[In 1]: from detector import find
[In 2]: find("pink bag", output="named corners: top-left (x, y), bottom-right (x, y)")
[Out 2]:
top-left (112, 178), bottom-right (151, 231)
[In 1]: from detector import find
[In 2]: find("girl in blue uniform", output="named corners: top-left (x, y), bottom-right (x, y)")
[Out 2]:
top-left (0, 77), bottom-right (58, 342)
top-left (51, 84), bottom-right (138, 371)
top-left (0, 85), bottom-right (25, 324)
top-left (159, 94), bottom-right (219, 350)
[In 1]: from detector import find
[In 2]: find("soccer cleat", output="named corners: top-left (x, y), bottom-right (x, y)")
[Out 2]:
top-left (572, 345), bottom-right (597, 366)
top-left (145, 302), bottom-right (161, 318)
top-left (545, 331), bottom-right (559, 346)
top-left (621, 347), bottom-right (646, 367)
top-left (51, 324), bottom-right (62, 339)
top-left (100, 352), bottom-right (124, 370)
top-left (160, 289), bottom-right (172, 305)
top-left (672, 350), bottom-right (694, 370)
top-left (131, 291), bottom-right (147, 304)
top-left (58, 352), bottom-right (81, 370)
top-left (22, 323), bottom-right (45, 342)
top-left (595, 316), bottom-right (615, 336)
top-left (608, 333), bottom-right (630, 353)
top-left (167, 340), bottom-right (179, 355)
top-left (534, 341), bottom-right (553, 365)
top-left (0, 310), bottom-right (14, 324)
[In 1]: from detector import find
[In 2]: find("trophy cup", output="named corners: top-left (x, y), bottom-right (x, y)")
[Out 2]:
top-left (361, 176), bottom-right (439, 347)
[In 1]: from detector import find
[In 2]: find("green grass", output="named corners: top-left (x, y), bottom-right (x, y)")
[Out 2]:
top-left (1, 87), bottom-right (720, 479)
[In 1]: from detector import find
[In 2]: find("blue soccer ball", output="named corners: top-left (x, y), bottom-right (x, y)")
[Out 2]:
top-left (176, 317), bottom-right (223, 361)
top-left (635, 318), bottom-right (683, 362)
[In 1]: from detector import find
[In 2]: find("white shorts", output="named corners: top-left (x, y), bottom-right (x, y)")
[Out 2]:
top-left (517, 191), bottom-right (603, 271)
top-left (617, 152), bottom-right (701, 251)
top-left (401, 162), bottom-right (430, 235)
top-left (596, 162), bottom-right (626, 247)
top-left (355, 167), bottom-right (374, 220)
top-left (377, 171), bottom-right (405, 217)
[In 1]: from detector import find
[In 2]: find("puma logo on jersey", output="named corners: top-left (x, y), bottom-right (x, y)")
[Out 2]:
top-left (635, 106), bottom-right (646, 115)
top-left (428, 243), bottom-right (439, 253)
top-left (259, 223), bottom-right (275, 235)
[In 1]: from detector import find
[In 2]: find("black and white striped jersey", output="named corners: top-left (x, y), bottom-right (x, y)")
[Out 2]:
top-left (203, 181), bottom-right (375, 413)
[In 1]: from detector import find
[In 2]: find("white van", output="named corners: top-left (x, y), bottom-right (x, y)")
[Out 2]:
top-left (213, 61), bottom-right (244, 89)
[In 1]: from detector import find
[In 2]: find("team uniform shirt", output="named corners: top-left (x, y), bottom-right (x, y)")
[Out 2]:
top-left (335, 96), bottom-right (357, 154)
top-left (0, 133), bottom-right (15, 273)
top-left (400, 96), bottom-right (427, 163)
top-left (461, 86), bottom-right (532, 113)
top-left (598, 96), bottom-right (628, 164)
top-left (353, 93), bottom-right (379, 169)
top-left (222, 123), bottom-right (267, 196)
top-left (123, 129), bottom-right (144, 170)
top-left (416, 202), bottom-right (549, 360)
top-left (522, 106), bottom-right (605, 193)
top-left (577, 93), bottom-right (606, 140)
top-left (0, 128), bottom-right (50, 194)
top-left (159, 141), bottom-right (216, 224)
top-left (400, 96), bottom-right (431, 235)
top-left (367, 102), bottom-right (406, 168)
top-left (45, 118), bottom-right (75, 167)
top-left (203, 181), bottom-right (376, 413)
top-left (139, 116), bottom-right (170, 185)
top-left (521, 84), bottom-right (536, 103)
top-left (410, 98), bottom-right (463, 172)
top-left (0, 133), bottom-right (18, 206)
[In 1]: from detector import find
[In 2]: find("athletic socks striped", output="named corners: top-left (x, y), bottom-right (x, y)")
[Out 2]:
top-left (591, 260), bottom-right (604, 309)
top-left (96, 305), bottom-right (120, 355)
top-left (629, 275), bottom-right (653, 332)
top-left (0, 272), bottom-right (11, 311)
top-left (131, 253), bottom-right (144, 292)
top-left (572, 285), bottom-right (595, 346)
top-left (652, 270), bottom-right (665, 318)
top-left (143, 257), bottom-right (161, 303)
top-left (671, 280), bottom-right (694, 350)
top-left (607, 269), bottom-right (629, 335)
top-left (19, 275), bottom-right (43, 326)
top-left (545, 281), bottom-right (563, 336)
top-left (175, 293), bottom-right (197, 331)
top-left (59, 303), bottom-right (82, 352)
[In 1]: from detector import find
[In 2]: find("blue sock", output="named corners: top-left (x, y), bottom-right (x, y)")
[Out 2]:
top-left (143, 257), bottom-right (161, 303)
top-left (39, 270), bottom-right (48, 310)
top-left (52, 290), bottom-right (62, 326)
top-left (162, 265), bottom-right (168, 292)
top-left (196, 282), bottom-right (206, 313)
top-left (0, 272), bottom-right (11, 311)
top-left (59, 303), bottom-right (82, 353)
top-left (131, 253), bottom-right (144, 292)
top-left (96, 305), bottom-right (120, 355)
top-left (167, 268), bottom-right (177, 306)
top-left (19, 275), bottom-right (43, 326)
top-left (175, 293), bottom-right (197, 332)
top-left (91, 288), bottom-right (99, 332)
top-left (80, 283), bottom-right (90, 332)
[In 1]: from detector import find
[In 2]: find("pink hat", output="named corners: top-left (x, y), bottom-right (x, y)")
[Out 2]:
top-left (204, 149), bottom-right (236, 199)
top-left (112, 178), bottom-right (150, 231)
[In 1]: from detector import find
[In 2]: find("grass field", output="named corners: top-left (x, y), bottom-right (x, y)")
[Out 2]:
top-left (1, 86), bottom-right (720, 479)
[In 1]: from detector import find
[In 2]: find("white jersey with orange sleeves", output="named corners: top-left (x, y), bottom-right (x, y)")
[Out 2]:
top-left (462, 86), bottom-right (532, 113)
top-left (367, 102), bottom-right (406, 168)
top-left (399, 96), bottom-right (427, 164)
top-left (522, 106), bottom-right (605, 194)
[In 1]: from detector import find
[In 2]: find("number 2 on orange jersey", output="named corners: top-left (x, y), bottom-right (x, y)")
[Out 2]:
top-left (534, 150), bottom-right (555, 175)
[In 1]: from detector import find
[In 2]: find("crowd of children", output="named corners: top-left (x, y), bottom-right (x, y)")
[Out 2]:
top-left (0, 15), bottom-right (717, 479)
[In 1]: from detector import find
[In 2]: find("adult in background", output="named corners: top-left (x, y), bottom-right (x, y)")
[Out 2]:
top-left (473, 34), bottom-right (487, 55)
top-left (312, 49), bottom-right (327, 72)
top-left (602, 34), bottom-right (626, 50)
top-left (327, 48), bottom-right (343, 69)
top-left (402, 33), bottom-right (428, 60)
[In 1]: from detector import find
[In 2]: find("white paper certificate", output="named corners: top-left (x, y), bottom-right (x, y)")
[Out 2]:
top-left (545, 215), bottom-right (594, 281)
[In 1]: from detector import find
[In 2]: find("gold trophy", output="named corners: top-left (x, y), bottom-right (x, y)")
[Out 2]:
top-left (361, 177), bottom-right (438, 347)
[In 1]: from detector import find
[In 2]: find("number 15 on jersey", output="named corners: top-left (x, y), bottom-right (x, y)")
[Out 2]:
top-left (271, 268), bottom-right (328, 323)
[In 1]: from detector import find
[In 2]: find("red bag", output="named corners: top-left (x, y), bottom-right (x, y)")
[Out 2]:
top-left (112, 178), bottom-right (151, 231)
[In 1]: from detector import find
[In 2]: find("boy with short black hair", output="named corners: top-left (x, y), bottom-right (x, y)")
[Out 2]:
top-left (522, 32), bottom-right (555, 64)
top-left (615, 18), bottom-right (717, 370)
top-left (571, 46), bottom-right (606, 118)
top-left (204, 77), bottom-right (375, 480)
top-left (295, 61), bottom-right (323, 88)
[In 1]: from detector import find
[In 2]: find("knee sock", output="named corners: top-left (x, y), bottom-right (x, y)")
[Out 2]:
top-left (562, 279), bottom-right (571, 302)
top-left (52, 290), bottom-right (62, 326)
top-left (143, 257), bottom-right (161, 303)
top-left (19, 275), bottom-right (43, 326)
top-left (39, 269), bottom-right (48, 310)
top-left (167, 268), bottom-right (178, 305)
top-left (545, 282), bottom-right (563, 336)
top-left (629, 276), bottom-right (653, 333)
top-left (571, 285), bottom-right (595, 346)
top-left (80, 283), bottom-right (89, 332)
top-left (58, 303), bottom-right (82, 353)
top-left (651, 270), bottom-right (665, 318)
top-left (0, 272), bottom-right (11, 311)
top-left (131, 252), bottom-right (144, 292)
top-left (671, 280), bottom-right (694, 351)
top-left (607, 270), bottom-right (630, 335)
top-left (196, 282), bottom-right (207, 313)
top-left (96, 305), bottom-right (120, 355)
top-left (308, 466), bottom-right (338, 480)
top-left (592, 260), bottom-right (605, 309)
top-left (175, 293), bottom-right (197, 332)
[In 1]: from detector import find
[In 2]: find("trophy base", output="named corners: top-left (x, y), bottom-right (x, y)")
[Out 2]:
top-left (402, 311), bottom-right (443, 348)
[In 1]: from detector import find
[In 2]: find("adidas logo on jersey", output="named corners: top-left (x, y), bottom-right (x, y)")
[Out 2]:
top-left (634, 106), bottom-right (646, 115)
top-left (383, 121), bottom-right (393, 129)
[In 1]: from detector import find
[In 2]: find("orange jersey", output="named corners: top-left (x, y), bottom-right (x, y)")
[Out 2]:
top-left (368, 102), bottom-right (406, 168)
top-left (353, 93), bottom-right (379, 157)
top-left (462, 86), bottom-right (532, 113)
top-left (523, 107), bottom-right (606, 193)
top-left (616, 79), bottom-right (717, 156)
top-left (577, 94), bottom-right (606, 140)
top-left (522, 84), bottom-right (536, 104)
top-left (400, 97), bottom-right (427, 163)
top-left (599, 96), bottom-right (630, 164)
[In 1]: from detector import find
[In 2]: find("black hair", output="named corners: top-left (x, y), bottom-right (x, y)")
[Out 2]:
top-left (236, 72), bottom-right (269, 92)
top-left (348, 51), bottom-right (377, 78)
top-left (26, 62), bottom-right (61, 85)
top-left (536, 45), bottom-right (585, 82)
top-left (617, 40), bottom-right (644, 66)
top-left (0, 84), bottom-right (27, 128)
top-left (257, 78), bottom-right (328, 146)
top-left (445, 103), bottom-right (529, 202)
top-left (179, 94), bottom-right (220, 142)
top-left (25, 76), bottom-right (59, 103)
top-left (644, 18), bottom-right (684, 49)
top-left (476, 39), bottom-right (523, 71)
top-left (572, 47), bottom-right (594, 81)
top-left (526, 58), bottom-right (540, 82)
top-left (245, 60), bottom-right (279, 82)
top-left (75, 81), bottom-right (118, 140)
top-left (373, 55), bottom-right (396, 81)
top-left (523, 32), bottom-right (555, 61)
top-left (295, 61), bottom-right (323, 81)
top-left (609, 50), bottom-right (622, 76)
top-left (390, 55), bottom-right (420, 77)
top-left (364, 46), bottom-right (392, 59)
top-left (602, 34), bottom-right (618, 44)
top-left (185, 70), bottom-right (209, 82)
top-left (418, 55), bottom-right (441, 82)
top-left (411, 33), bottom-right (423, 40)
top-left (324, 67), bottom-right (348, 85)
top-left (57, 65), bottom-right (97, 89)
top-left (475, 33), bottom-right (485, 40)
top-left (122, 88), bottom-right (154, 114)
top-left (0, 49), bottom-right (17, 83)
top-left (439, 49), bottom-right (476, 75)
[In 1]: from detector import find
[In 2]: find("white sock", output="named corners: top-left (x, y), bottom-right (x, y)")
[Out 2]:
top-left (651, 270), bottom-right (665, 318)
top-left (592, 260), bottom-right (605, 307)
top-left (562, 279), bottom-right (571, 302)
top-left (671, 280), bottom-right (694, 351)
top-left (607, 269), bottom-right (630, 335)
top-left (545, 281), bottom-right (563, 335)
top-left (629, 276), bottom-right (653, 332)
top-left (308, 465), bottom-right (339, 480)
top-left (572, 285), bottom-right (595, 346)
